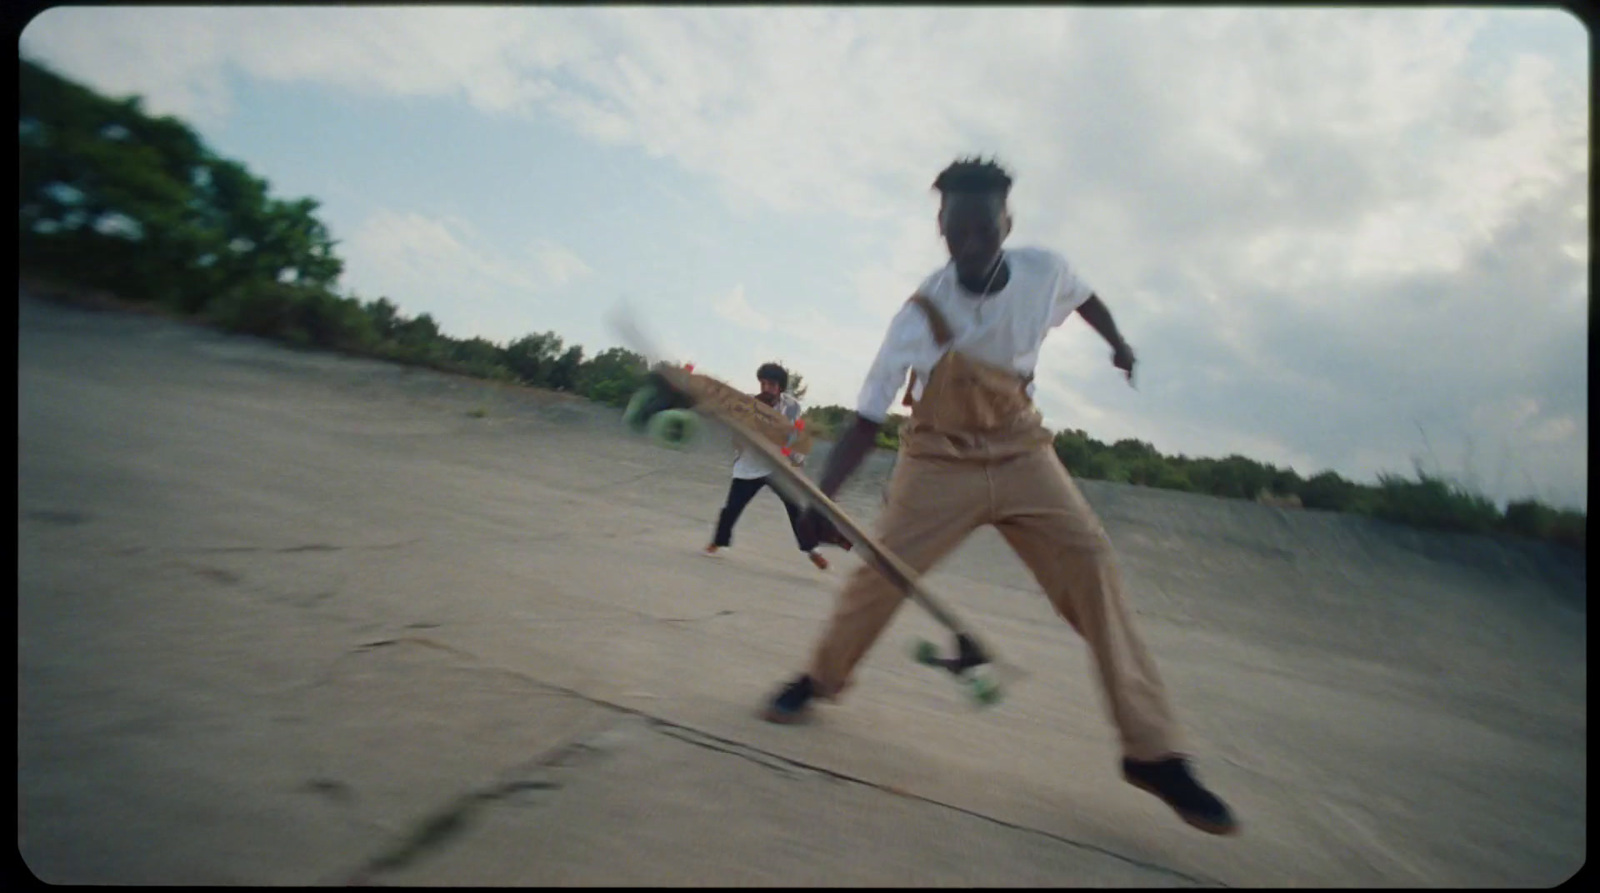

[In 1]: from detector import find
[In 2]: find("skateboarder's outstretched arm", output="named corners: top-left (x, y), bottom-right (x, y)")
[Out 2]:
top-left (814, 415), bottom-right (879, 497)
top-left (1074, 294), bottom-right (1137, 386)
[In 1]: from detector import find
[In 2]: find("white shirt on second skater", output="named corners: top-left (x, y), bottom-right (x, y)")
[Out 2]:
top-left (854, 246), bottom-right (1095, 424)
top-left (732, 391), bottom-right (804, 480)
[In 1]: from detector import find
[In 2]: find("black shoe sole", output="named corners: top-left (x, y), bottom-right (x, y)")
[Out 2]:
top-left (1125, 775), bottom-right (1240, 836)
top-left (759, 704), bottom-right (813, 725)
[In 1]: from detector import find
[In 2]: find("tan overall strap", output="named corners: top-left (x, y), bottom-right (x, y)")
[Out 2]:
top-left (906, 294), bottom-right (954, 346)
top-left (901, 294), bottom-right (953, 407)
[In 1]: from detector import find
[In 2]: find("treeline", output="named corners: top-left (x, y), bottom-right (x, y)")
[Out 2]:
top-left (17, 57), bottom-right (1585, 552)
top-left (18, 57), bottom-right (653, 408)
top-left (801, 406), bottom-right (1585, 550)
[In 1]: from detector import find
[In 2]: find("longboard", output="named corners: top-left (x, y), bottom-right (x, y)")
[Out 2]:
top-left (622, 364), bottom-right (814, 459)
top-left (609, 308), bottom-right (1024, 706)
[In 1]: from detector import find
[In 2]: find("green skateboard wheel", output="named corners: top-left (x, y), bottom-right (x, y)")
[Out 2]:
top-left (968, 674), bottom-right (1002, 706)
top-left (648, 408), bottom-right (699, 448)
top-left (912, 639), bottom-right (939, 665)
top-left (622, 385), bottom-right (656, 432)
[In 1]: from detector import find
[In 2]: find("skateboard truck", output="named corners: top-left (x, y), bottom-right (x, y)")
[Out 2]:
top-left (912, 633), bottom-right (1003, 705)
top-left (914, 633), bottom-right (989, 674)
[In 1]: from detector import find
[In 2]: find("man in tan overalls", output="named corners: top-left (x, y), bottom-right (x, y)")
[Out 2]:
top-left (762, 157), bottom-right (1238, 836)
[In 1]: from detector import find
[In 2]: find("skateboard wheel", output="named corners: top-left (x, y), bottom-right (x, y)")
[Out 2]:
top-left (622, 385), bottom-right (656, 432)
top-left (912, 639), bottom-right (939, 665)
top-left (968, 674), bottom-right (1002, 705)
top-left (648, 408), bottom-right (699, 448)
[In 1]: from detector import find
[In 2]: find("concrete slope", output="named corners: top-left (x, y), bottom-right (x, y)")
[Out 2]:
top-left (17, 293), bottom-right (1585, 886)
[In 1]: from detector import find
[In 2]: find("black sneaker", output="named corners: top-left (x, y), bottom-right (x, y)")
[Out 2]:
top-left (760, 674), bottom-right (817, 724)
top-left (1122, 756), bottom-right (1239, 835)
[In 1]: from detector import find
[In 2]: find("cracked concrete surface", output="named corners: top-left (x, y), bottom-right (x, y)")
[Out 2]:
top-left (17, 293), bottom-right (1586, 886)
top-left (359, 715), bottom-right (1214, 888)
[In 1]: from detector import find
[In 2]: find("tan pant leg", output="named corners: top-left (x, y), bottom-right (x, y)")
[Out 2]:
top-left (805, 455), bottom-right (989, 697)
top-left (991, 447), bottom-right (1183, 760)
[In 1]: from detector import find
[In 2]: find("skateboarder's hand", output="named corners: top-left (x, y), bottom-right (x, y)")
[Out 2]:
top-left (799, 508), bottom-right (852, 552)
top-left (1111, 340), bottom-right (1136, 387)
top-left (796, 508), bottom-right (821, 545)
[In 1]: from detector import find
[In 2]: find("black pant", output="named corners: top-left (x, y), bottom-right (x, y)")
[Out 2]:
top-left (712, 476), bottom-right (819, 551)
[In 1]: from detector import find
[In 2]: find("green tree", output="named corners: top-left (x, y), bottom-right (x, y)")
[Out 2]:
top-left (1087, 453), bottom-right (1130, 483)
top-left (1111, 437), bottom-right (1159, 464)
top-left (1268, 466), bottom-right (1304, 499)
top-left (1300, 470), bottom-right (1359, 511)
top-left (576, 347), bottom-right (649, 407)
top-left (874, 412), bottom-right (908, 451)
top-left (19, 57), bottom-right (341, 312)
top-left (449, 336), bottom-right (507, 377)
top-left (363, 297), bottom-right (404, 340)
top-left (504, 331), bottom-right (566, 387)
top-left (800, 405), bottom-right (854, 439)
top-left (1368, 468), bottom-right (1500, 534)
top-left (391, 313), bottom-right (445, 364)
top-left (548, 345), bottom-right (585, 392)
top-left (1053, 428), bottom-right (1095, 476)
top-left (1205, 454), bottom-right (1274, 500)
top-left (294, 288), bottom-right (373, 350)
top-left (1126, 455), bottom-right (1191, 491)
top-left (1503, 500), bottom-right (1559, 539)
top-left (21, 63), bottom-right (206, 301)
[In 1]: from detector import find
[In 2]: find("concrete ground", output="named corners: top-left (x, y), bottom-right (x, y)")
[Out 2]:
top-left (17, 292), bottom-right (1586, 886)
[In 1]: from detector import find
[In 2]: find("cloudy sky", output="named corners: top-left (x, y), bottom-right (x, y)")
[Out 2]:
top-left (21, 6), bottom-right (1588, 510)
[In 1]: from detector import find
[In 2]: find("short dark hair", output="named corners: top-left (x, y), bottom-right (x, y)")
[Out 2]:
top-left (932, 156), bottom-right (1013, 200)
top-left (756, 362), bottom-right (788, 391)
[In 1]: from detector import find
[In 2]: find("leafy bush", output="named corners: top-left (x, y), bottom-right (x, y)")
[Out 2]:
top-left (1300, 470), bottom-right (1363, 512)
top-left (1504, 499), bottom-right (1586, 549)
top-left (1053, 428), bottom-right (1096, 477)
top-left (203, 281), bottom-right (302, 338)
top-left (1364, 469), bottom-right (1502, 534)
top-left (575, 347), bottom-right (649, 407)
top-left (801, 405), bottom-right (854, 440)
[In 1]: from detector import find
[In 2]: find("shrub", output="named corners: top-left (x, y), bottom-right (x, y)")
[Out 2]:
top-left (1365, 469), bottom-right (1501, 534)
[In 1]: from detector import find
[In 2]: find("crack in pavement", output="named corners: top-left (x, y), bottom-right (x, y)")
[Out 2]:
top-left (651, 724), bottom-right (819, 781)
top-left (189, 540), bottom-right (424, 554)
top-left (518, 525), bottom-right (658, 546)
top-left (107, 540), bottom-right (425, 556)
top-left (645, 720), bottom-right (1226, 888)
top-left (637, 608), bottom-right (736, 624)
top-left (297, 637), bottom-right (481, 693)
top-left (332, 645), bottom-right (1225, 887)
top-left (346, 778), bottom-right (564, 882)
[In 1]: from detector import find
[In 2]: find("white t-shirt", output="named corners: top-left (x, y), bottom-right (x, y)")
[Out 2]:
top-left (855, 246), bottom-right (1094, 423)
top-left (732, 391), bottom-right (804, 479)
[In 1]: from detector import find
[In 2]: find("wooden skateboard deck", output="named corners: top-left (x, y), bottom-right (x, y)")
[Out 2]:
top-left (606, 308), bottom-right (1023, 703)
top-left (668, 368), bottom-right (815, 458)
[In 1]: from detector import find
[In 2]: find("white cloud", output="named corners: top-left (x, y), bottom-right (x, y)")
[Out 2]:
top-left (1528, 416), bottom-right (1579, 445)
top-left (339, 210), bottom-right (586, 342)
top-left (851, 214), bottom-right (949, 315)
top-left (770, 306), bottom-right (895, 410)
top-left (1471, 396), bottom-right (1542, 432)
top-left (531, 240), bottom-right (593, 288)
top-left (20, 7), bottom-right (234, 127)
top-left (711, 284), bottom-right (771, 333)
